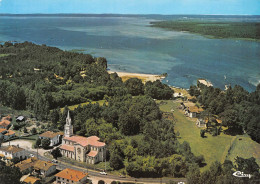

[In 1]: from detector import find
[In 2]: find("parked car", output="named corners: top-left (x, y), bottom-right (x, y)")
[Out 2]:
top-left (100, 171), bottom-right (107, 175)
top-left (52, 159), bottom-right (58, 163)
top-left (29, 154), bottom-right (34, 157)
top-left (119, 175), bottom-right (126, 178)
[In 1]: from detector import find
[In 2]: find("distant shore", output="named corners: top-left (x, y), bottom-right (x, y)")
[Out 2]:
top-left (108, 71), bottom-right (165, 83)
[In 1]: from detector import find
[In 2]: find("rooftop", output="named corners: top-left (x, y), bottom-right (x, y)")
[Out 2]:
top-left (63, 135), bottom-right (105, 147)
top-left (189, 106), bottom-right (204, 113)
top-left (39, 131), bottom-right (60, 139)
top-left (60, 144), bottom-right (74, 152)
top-left (0, 120), bottom-right (11, 128)
top-left (4, 130), bottom-right (15, 136)
top-left (55, 168), bottom-right (88, 182)
top-left (87, 151), bottom-right (98, 157)
top-left (23, 176), bottom-right (40, 184)
top-left (15, 157), bottom-right (55, 172)
top-left (15, 157), bottom-right (38, 171)
top-left (33, 160), bottom-right (55, 171)
top-left (0, 145), bottom-right (24, 154)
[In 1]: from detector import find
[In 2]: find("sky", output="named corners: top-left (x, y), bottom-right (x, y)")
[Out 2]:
top-left (0, 0), bottom-right (259, 15)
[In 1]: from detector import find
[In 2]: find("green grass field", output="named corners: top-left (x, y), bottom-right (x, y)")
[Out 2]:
top-left (60, 100), bottom-right (107, 112)
top-left (158, 100), bottom-right (260, 171)
top-left (0, 54), bottom-right (10, 57)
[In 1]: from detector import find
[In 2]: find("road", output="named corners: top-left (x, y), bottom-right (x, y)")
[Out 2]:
top-left (26, 149), bottom-right (187, 184)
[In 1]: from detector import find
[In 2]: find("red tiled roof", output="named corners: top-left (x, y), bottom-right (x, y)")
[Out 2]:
top-left (55, 168), bottom-right (88, 182)
top-left (63, 135), bottom-right (105, 147)
top-left (0, 120), bottom-right (11, 128)
top-left (39, 131), bottom-right (59, 139)
top-left (4, 130), bottom-right (15, 136)
top-left (60, 144), bottom-right (74, 152)
top-left (0, 128), bottom-right (7, 133)
top-left (87, 151), bottom-right (98, 157)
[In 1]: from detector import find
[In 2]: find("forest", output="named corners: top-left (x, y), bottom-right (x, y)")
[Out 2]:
top-left (150, 21), bottom-right (260, 40)
top-left (0, 42), bottom-right (173, 119)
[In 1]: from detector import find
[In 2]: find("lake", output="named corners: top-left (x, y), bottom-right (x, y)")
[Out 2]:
top-left (0, 15), bottom-right (259, 91)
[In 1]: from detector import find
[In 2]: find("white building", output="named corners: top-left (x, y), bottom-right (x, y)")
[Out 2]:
top-left (0, 145), bottom-right (26, 160)
top-left (39, 131), bottom-right (61, 146)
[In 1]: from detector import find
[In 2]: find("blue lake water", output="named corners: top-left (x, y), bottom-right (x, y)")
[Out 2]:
top-left (0, 15), bottom-right (259, 91)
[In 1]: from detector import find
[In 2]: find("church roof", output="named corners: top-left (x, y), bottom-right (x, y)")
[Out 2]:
top-left (87, 151), bottom-right (98, 157)
top-left (60, 144), bottom-right (75, 152)
top-left (63, 135), bottom-right (105, 147)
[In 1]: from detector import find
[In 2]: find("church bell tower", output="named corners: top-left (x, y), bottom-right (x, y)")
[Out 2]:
top-left (64, 111), bottom-right (73, 137)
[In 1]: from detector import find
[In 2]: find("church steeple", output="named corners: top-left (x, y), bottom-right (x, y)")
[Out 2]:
top-left (66, 110), bottom-right (72, 125)
top-left (64, 111), bottom-right (73, 137)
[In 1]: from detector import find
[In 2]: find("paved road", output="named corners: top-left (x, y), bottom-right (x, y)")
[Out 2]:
top-left (26, 150), bottom-right (187, 184)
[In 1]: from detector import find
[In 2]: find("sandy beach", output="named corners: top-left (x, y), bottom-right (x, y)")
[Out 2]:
top-left (108, 71), bottom-right (164, 83)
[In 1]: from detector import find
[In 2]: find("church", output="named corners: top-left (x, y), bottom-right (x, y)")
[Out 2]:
top-left (59, 111), bottom-right (106, 164)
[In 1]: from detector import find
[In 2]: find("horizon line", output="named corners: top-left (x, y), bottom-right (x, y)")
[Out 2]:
top-left (0, 13), bottom-right (259, 16)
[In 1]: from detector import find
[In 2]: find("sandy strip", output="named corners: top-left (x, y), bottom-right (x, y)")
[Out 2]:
top-left (108, 71), bottom-right (164, 82)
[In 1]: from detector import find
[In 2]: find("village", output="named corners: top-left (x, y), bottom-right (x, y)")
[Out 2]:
top-left (0, 83), bottom-right (219, 184)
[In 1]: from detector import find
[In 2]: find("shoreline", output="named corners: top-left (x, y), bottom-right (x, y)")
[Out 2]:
top-left (108, 70), bottom-right (165, 83)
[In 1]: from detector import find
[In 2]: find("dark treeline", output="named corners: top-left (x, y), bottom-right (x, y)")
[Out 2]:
top-left (0, 42), bottom-right (173, 120)
top-left (187, 157), bottom-right (260, 184)
top-left (151, 21), bottom-right (260, 40)
top-left (189, 83), bottom-right (260, 143)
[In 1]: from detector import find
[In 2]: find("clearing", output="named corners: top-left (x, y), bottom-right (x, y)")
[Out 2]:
top-left (158, 99), bottom-right (260, 171)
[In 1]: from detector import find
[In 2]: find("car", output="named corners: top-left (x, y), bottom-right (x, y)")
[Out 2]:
top-left (29, 154), bottom-right (34, 157)
top-left (119, 175), bottom-right (126, 178)
top-left (52, 159), bottom-right (58, 163)
top-left (100, 171), bottom-right (107, 175)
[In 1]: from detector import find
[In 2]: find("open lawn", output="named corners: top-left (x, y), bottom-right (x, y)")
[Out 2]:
top-left (227, 135), bottom-right (260, 167)
top-left (158, 100), bottom-right (260, 171)
top-left (60, 100), bottom-right (107, 112)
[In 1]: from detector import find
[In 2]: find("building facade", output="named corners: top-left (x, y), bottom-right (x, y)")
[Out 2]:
top-left (39, 131), bottom-right (61, 146)
top-left (59, 111), bottom-right (106, 164)
top-left (0, 145), bottom-right (26, 160)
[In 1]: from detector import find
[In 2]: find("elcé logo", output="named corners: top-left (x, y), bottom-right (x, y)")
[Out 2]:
top-left (233, 171), bottom-right (252, 179)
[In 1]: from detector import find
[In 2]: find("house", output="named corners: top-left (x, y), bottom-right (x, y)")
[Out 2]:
top-left (0, 120), bottom-right (11, 129)
top-left (59, 111), bottom-right (106, 164)
top-left (39, 131), bottom-right (61, 146)
top-left (33, 159), bottom-right (57, 176)
top-left (0, 128), bottom-right (16, 140)
top-left (55, 168), bottom-right (88, 184)
top-left (196, 119), bottom-right (206, 128)
top-left (21, 176), bottom-right (40, 184)
top-left (174, 92), bottom-right (183, 98)
top-left (0, 145), bottom-right (26, 160)
top-left (15, 157), bottom-right (56, 176)
top-left (15, 157), bottom-right (38, 172)
top-left (16, 116), bottom-right (25, 122)
top-left (187, 106), bottom-right (204, 118)
top-left (2, 115), bottom-right (12, 121)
